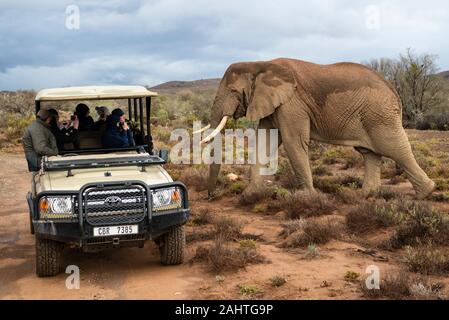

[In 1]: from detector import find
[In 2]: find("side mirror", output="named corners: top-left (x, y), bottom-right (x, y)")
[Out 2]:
top-left (158, 149), bottom-right (169, 162)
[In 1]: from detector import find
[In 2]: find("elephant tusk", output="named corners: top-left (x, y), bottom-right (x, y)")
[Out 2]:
top-left (200, 116), bottom-right (228, 145)
top-left (193, 124), bottom-right (211, 135)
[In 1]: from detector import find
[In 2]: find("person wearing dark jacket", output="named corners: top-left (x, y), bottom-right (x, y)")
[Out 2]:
top-left (22, 109), bottom-right (59, 172)
top-left (48, 108), bottom-right (79, 151)
top-left (101, 108), bottom-right (135, 148)
top-left (92, 106), bottom-right (110, 132)
top-left (74, 103), bottom-right (94, 131)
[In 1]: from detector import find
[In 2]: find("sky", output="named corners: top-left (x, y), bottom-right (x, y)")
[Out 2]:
top-left (0, 0), bottom-right (448, 90)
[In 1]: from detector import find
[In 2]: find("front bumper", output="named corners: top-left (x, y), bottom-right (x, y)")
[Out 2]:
top-left (28, 181), bottom-right (190, 248)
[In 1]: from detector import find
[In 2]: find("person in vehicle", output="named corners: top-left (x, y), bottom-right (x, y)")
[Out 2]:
top-left (74, 103), bottom-right (94, 131)
top-left (22, 109), bottom-right (59, 172)
top-left (47, 108), bottom-right (80, 151)
top-left (102, 108), bottom-right (135, 148)
top-left (92, 106), bottom-right (110, 131)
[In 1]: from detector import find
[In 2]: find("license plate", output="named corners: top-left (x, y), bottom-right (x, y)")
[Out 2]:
top-left (93, 225), bottom-right (138, 237)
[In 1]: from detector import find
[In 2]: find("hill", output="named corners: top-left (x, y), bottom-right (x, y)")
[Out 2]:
top-left (438, 70), bottom-right (449, 81)
top-left (149, 78), bottom-right (220, 95)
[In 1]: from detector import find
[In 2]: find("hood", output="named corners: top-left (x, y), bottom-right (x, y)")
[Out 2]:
top-left (37, 153), bottom-right (172, 192)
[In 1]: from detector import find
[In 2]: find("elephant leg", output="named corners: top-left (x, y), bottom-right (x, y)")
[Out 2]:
top-left (370, 126), bottom-right (435, 199)
top-left (279, 119), bottom-right (314, 191)
top-left (246, 117), bottom-right (281, 192)
top-left (355, 147), bottom-right (382, 194)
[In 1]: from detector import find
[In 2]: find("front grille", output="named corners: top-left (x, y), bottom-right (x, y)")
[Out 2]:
top-left (83, 184), bottom-right (147, 225)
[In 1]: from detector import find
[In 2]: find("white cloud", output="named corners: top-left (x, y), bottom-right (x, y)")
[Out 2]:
top-left (0, 0), bottom-right (448, 90)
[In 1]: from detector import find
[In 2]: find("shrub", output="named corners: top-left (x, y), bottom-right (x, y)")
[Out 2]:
top-left (192, 207), bottom-right (213, 225)
top-left (387, 202), bottom-right (449, 248)
top-left (275, 158), bottom-right (299, 189)
top-left (315, 175), bottom-right (363, 194)
top-left (4, 113), bottom-right (35, 141)
top-left (213, 216), bottom-right (244, 241)
top-left (229, 181), bottom-right (247, 194)
top-left (313, 164), bottom-right (333, 176)
top-left (193, 237), bottom-right (266, 273)
top-left (239, 184), bottom-right (272, 205)
top-left (238, 284), bottom-right (264, 296)
top-left (178, 166), bottom-right (209, 191)
top-left (304, 243), bottom-right (320, 259)
top-left (336, 187), bottom-right (361, 204)
top-left (252, 204), bottom-right (268, 213)
top-left (404, 246), bottom-right (449, 275)
top-left (281, 191), bottom-right (337, 219)
top-left (369, 187), bottom-right (398, 201)
top-left (239, 239), bottom-right (257, 249)
top-left (361, 272), bottom-right (443, 300)
top-left (279, 219), bottom-right (306, 238)
top-left (346, 200), bottom-right (402, 234)
top-left (152, 125), bottom-right (172, 144)
top-left (283, 218), bottom-right (341, 247)
top-left (271, 186), bottom-right (291, 199)
top-left (344, 271), bottom-right (360, 282)
top-left (269, 276), bottom-right (286, 287)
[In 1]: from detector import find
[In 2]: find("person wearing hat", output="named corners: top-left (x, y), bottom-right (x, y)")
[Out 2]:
top-left (22, 109), bottom-right (59, 172)
top-left (92, 106), bottom-right (110, 131)
top-left (101, 108), bottom-right (135, 148)
top-left (74, 103), bottom-right (94, 131)
top-left (47, 108), bottom-right (80, 151)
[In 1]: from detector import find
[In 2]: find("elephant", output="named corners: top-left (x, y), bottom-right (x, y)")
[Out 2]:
top-left (199, 58), bottom-right (435, 200)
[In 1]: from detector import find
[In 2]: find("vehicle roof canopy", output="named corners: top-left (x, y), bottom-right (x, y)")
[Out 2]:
top-left (35, 85), bottom-right (158, 102)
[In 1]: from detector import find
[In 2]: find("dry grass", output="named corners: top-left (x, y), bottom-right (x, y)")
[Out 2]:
top-left (387, 202), bottom-right (449, 249)
top-left (193, 236), bottom-right (267, 273)
top-left (282, 218), bottom-right (342, 248)
top-left (239, 184), bottom-right (272, 205)
top-left (361, 272), bottom-right (444, 300)
top-left (336, 187), bottom-right (362, 204)
top-left (314, 175), bottom-right (363, 194)
top-left (269, 276), bottom-right (286, 287)
top-left (178, 166), bottom-right (209, 191)
top-left (346, 200), bottom-right (402, 234)
top-left (404, 245), bottom-right (449, 275)
top-left (280, 190), bottom-right (337, 219)
top-left (191, 207), bottom-right (213, 225)
top-left (212, 216), bottom-right (244, 241)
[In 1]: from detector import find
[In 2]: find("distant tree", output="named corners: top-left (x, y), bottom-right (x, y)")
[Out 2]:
top-left (365, 49), bottom-right (446, 127)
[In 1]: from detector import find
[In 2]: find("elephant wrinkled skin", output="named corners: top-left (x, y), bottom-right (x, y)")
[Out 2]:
top-left (203, 58), bottom-right (435, 200)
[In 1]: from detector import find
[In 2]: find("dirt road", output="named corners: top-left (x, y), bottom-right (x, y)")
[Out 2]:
top-left (0, 148), bottom-right (445, 300)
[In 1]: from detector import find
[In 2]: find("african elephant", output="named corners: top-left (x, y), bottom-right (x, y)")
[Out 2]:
top-left (199, 58), bottom-right (435, 199)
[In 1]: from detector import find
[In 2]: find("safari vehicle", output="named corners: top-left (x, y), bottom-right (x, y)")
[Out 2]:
top-left (27, 86), bottom-right (190, 277)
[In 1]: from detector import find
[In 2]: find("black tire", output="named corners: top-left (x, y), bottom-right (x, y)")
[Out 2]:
top-left (35, 236), bottom-right (63, 277)
top-left (158, 225), bottom-right (185, 265)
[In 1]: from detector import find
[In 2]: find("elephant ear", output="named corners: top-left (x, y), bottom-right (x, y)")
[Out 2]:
top-left (246, 62), bottom-right (297, 121)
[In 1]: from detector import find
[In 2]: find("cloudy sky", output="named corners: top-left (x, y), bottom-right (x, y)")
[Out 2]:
top-left (0, 0), bottom-right (448, 90)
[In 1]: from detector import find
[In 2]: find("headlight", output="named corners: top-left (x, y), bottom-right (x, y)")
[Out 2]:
top-left (39, 196), bottom-right (75, 220)
top-left (151, 187), bottom-right (183, 212)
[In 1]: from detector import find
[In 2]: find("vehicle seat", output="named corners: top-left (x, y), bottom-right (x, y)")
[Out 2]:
top-left (78, 131), bottom-right (103, 149)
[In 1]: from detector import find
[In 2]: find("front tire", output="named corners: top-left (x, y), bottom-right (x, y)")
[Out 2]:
top-left (158, 225), bottom-right (185, 265)
top-left (35, 236), bottom-right (63, 277)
